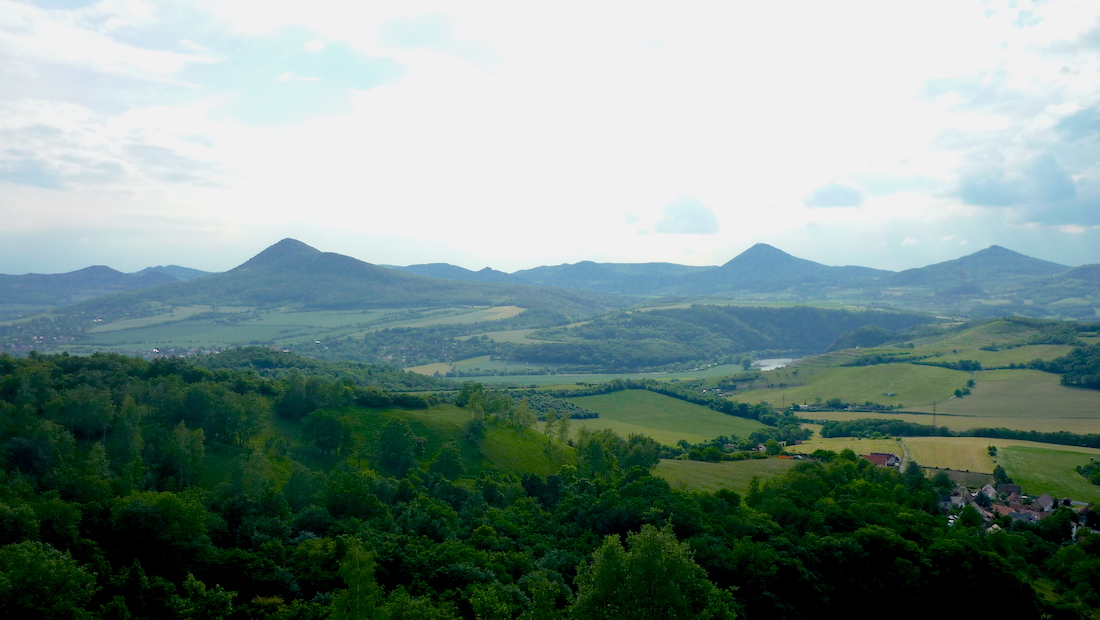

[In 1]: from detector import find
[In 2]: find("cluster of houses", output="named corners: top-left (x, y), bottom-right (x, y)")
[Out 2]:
top-left (854, 452), bottom-right (1097, 532)
top-left (944, 483), bottom-right (1095, 530)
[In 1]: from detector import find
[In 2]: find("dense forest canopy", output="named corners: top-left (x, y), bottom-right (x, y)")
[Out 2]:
top-left (0, 351), bottom-right (1099, 618)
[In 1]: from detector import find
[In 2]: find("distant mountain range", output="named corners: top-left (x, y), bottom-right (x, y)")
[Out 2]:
top-left (133, 265), bottom-right (214, 281)
top-left (0, 264), bottom-right (213, 308)
top-left (384, 242), bottom-right (1082, 301)
top-left (72, 239), bottom-right (622, 319)
top-left (387, 263), bottom-right (522, 284)
top-left (888, 245), bottom-right (1068, 289)
top-left (3, 240), bottom-right (1097, 320)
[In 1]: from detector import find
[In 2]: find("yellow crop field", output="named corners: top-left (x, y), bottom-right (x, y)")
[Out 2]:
top-left (803, 411), bottom-right (1100, 434)
top-left (405, 362), bottom-right (453, 376)
top-left (903, 437), bottom-right (995, 472)
top-left (786, 437), bottom-right (903, 458)
top-left (904, 437), bottom-right (1100, 473)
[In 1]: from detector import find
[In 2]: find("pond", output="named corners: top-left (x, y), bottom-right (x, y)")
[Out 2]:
top-left (753, 358), bottom-right (797, 371)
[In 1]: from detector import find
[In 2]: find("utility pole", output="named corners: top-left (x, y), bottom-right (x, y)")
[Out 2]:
top-left (932, 400), bottom-right (936, 433)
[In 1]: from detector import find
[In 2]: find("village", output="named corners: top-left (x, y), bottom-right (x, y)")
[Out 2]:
top-left (859, 451), bottom-right (1098, 534)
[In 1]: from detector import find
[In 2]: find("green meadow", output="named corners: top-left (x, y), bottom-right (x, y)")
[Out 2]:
top-left (733, 363), bottom-right (970, 409)
top-left (73, 305), bottom-right (527, 352)
top-left (654, 458), bottom-right (800, 494)
top-left (896, 369), bottom-right (1100, 434)
top-left (567, 390), bottom-right (768, 446)
top-left (999, 446), bottom-right (1100, 503)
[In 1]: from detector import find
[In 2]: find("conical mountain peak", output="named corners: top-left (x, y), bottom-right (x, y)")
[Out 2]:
top-left (236, 239), bottom-right (322, 270)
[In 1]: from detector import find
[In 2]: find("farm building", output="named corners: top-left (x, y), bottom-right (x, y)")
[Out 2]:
top-left (861, 452), bottom-right (900, 467)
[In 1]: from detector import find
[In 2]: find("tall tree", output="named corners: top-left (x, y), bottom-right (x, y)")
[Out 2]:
top-left (378, 419), bottom-right (418, 476)
top-left (571, 524), bottom-right (739, 620)
top-left (513, 399), bottom-right (537, 432)
top-left (331, 539), bottom-right (383, 620)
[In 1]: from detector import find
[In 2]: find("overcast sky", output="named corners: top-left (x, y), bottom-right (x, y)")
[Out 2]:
top-left (3, 0), bottom-right (1100, 275)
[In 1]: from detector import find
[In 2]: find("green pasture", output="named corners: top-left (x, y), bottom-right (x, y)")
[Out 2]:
top-left (919, 319), bottom-right (1041, 348)
top-left (88, 305), bottom-right (215, 332)
top-left (908, 369), bottom-right (1100, 422)
top-left (932, 344), bottom-right (1075, 367)
top-left (246, 309), bottom-right (396, 329)
top-left (732, 364), bottom-right (970, 409)
top-left (74, 304), bottom-right (527, 352)
top-left (999, 446), bottom-right (1100, 503)
top-left (359, 305), bottom-right (525, 332)
top-left (568, 390), bottom-right (768, 446)
top-left (654, 458), bottom-right (800, 494)
top-left (80, 321), bottom-right (300, 348)
top-left (452, 356), bottom-right (555, 373)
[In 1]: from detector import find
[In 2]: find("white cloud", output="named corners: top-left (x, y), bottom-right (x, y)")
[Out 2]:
top-left (5, 0), bottom-right (1100, 271)
top-left (277, 72), bottom-right (321, 82)
top-left (655, 199), bottom-right (720, 235)
top-left (902, 237), bottom-right (919, 246)
top-left (0, 1), bottom-right (217, 81)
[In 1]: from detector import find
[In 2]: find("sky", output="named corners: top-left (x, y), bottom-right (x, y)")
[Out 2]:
top-left (3, 0), bottom-right (1100, 275)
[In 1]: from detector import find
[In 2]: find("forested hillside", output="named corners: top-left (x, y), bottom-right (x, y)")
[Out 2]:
top-left (501, 305), bottom-right (933, 371)
top-left (1, 351), bottom-right (1098, 618)
top-left (75, 239), bottom-right (622, 318)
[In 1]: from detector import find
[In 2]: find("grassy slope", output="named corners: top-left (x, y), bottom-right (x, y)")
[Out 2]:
top-left (463, 364), bottom-right (750, 386)
top-left (79, 306), bottom-right (524, 351)
top-left (934, 344), bottom-right (1075, 367)
top-left (654, 458), bottom-right (800, 494)
top-left (907, 369), bottom-right (1100, 421)
top-left (732, 363), bottom-right (970, 409)
top-left (999, 446), bottom-right (1100, 503)
top-left (568, 390), bottom-right (768, 445)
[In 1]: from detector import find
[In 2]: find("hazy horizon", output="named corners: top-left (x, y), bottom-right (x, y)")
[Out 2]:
top-left (0, 237), bottom-right (1080, 278)
top-left (3, 1), bottom-right (1100, 274)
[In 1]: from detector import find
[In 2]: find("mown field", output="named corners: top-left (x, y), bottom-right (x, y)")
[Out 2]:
top-left (653, 458), bottom-right (800, 493)
top-left (567, 390), bottom-right (768, 446)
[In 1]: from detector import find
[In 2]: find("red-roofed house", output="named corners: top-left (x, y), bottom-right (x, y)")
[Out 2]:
top-left (861, 453), bottom-right (900, 467)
